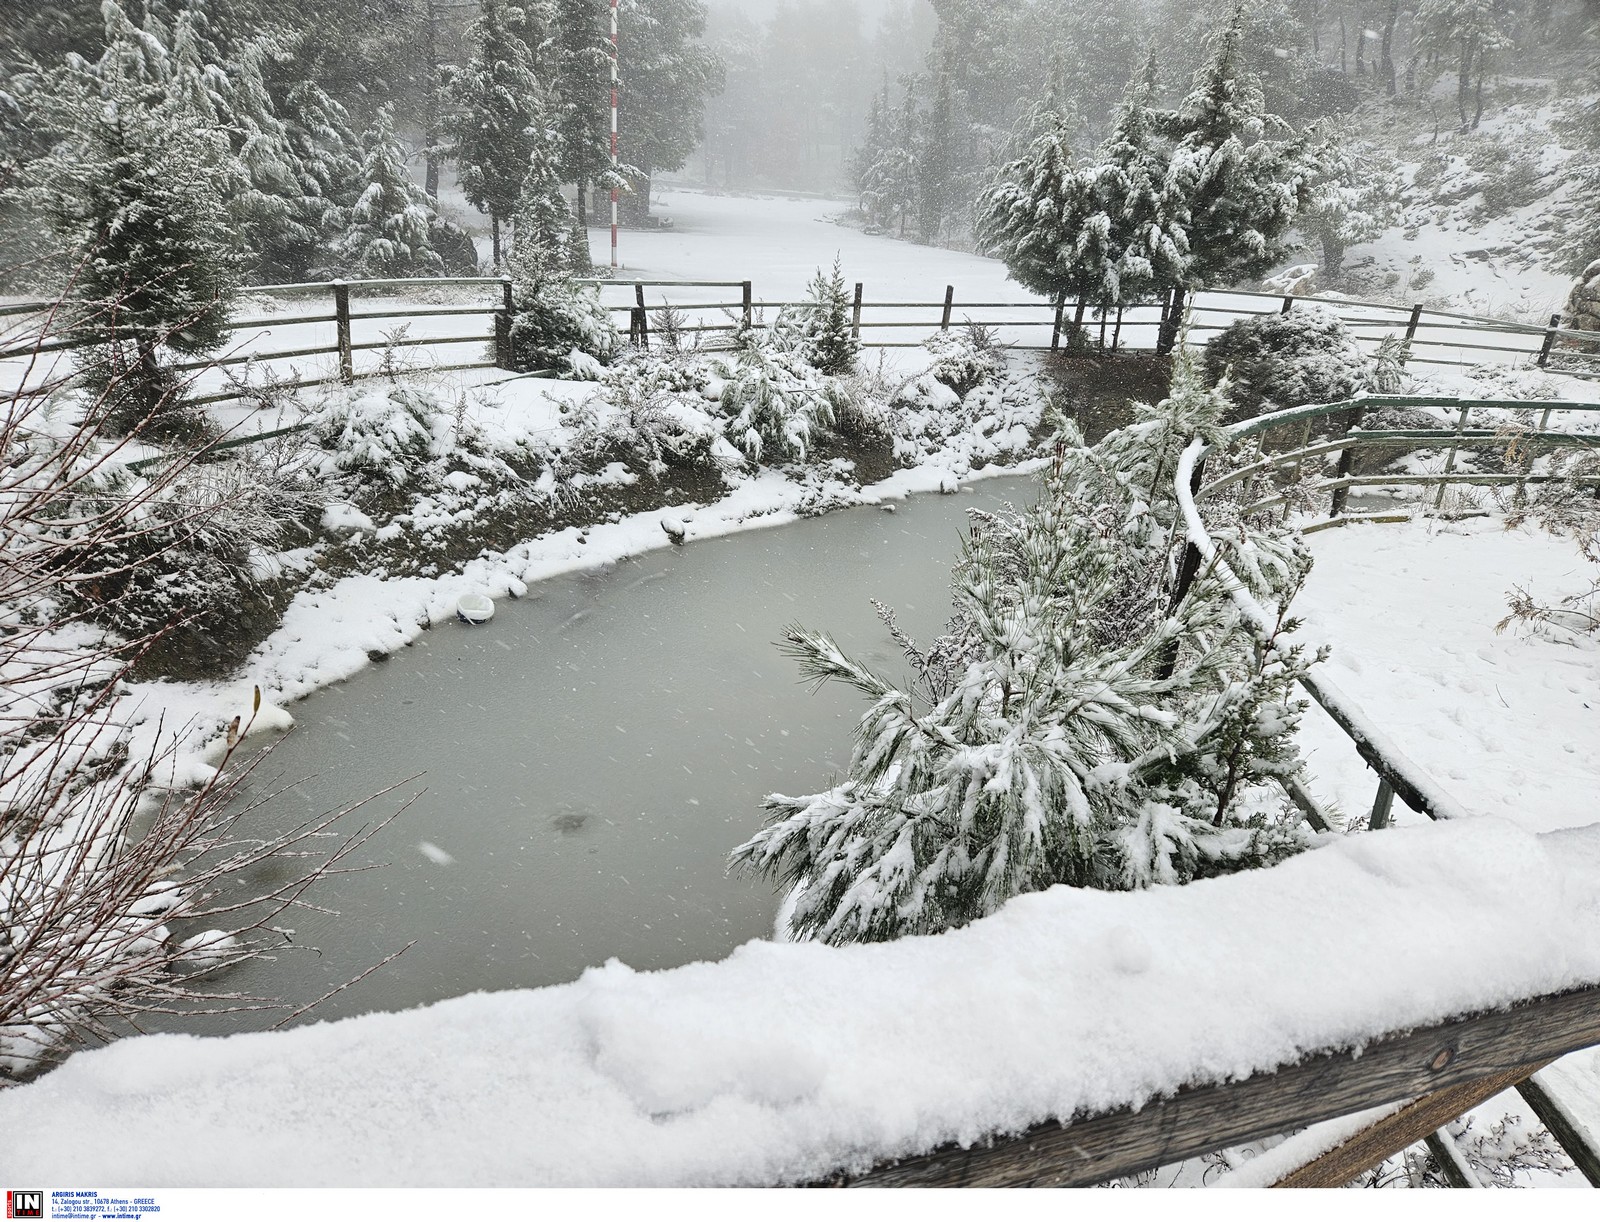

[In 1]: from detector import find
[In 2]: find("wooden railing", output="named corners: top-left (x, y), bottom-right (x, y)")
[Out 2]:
top-left (3, 277), bottom-right (1596, 409)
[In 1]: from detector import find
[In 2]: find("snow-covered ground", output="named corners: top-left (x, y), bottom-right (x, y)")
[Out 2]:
top-left (1294, 517), bottom-right (1600, 834)
top-left (4, 814), bottom-right (1597, 1187)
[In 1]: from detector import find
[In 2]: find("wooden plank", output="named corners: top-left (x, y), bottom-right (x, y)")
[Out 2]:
top-left (1275, 1060), bottom-right (1546, 1187)
top-left (837, 984), bottom-right (1600, 1188)
top-left (1517, 1070), bottom-right (1600, 1187)
top-left (1425, 1129), bottom-right (1484, 1188)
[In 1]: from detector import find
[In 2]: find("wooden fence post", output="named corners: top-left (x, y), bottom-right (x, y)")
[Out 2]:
top-left (1328, 404), bottom-right (1367, 518)
top-left (851, 281), bottom-right (863, 340)
top-left (494, 274), bottom-right (515, 370)
top-left (632, 281), bottom-right (650, 350)
top-left (741, 280), bottom-right (753, 332)
top-left (1432, 403), bottom-right (1471, 510)
top-left (1369, 778), bottom-right (1396, 830)
top-left (1281, 295), bottom-right (1295, 314)
top-left (941, 285), bottom-right (954, 331)
top-left (332, 279), bottom-right (354, 385)
top-left (1537, 311), bottom-right (1562, 367)
top-left (1400, 303), bottom-right (1423, 366)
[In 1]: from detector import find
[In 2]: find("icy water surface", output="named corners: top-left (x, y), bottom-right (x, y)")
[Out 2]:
top-left (168, 477), bottom-right (1038, 1033)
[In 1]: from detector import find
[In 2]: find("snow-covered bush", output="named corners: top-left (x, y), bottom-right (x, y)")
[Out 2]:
top-left (882, 330), bottom-right (1038, 471)
top-left (508, 275), bottom-right (619, 376)
top-left (711, 338), bottom-right (849, 464)
top-left (566, 355), bottom-right (726, 474)
top-left (307, 382), bottom-right (510, 493)
top-left (732, 354), bottom-right (1320, 945)
top-left (1203, 305), bottom-right (1374, 417)
top-left (921, 323), bottom-right (1007, 398)
top-left (770, 259), bottom-right (860, 376)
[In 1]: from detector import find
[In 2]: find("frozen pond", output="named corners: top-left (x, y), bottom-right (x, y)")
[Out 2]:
top-left (168, 476), bottom-right (1038, 1034)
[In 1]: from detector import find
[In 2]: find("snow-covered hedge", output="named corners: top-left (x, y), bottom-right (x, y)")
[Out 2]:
top-left (1203, 305), bottom-right (1375, 417)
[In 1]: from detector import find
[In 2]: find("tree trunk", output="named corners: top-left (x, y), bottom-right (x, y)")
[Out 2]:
top-left (1472, 54), bottom-right (1488, 130)
top-left (621, 167), bottom-right (653, 225)
top-left (575, 183), bottom-right (587, 229)
top-left (1457, 40), bottom-right (1475, 131)
top-left (1320, 228), bottom-right (1345, 278)
top-left (491, 215), bottom-right (501, 269)
top-left (423, 0), bottom-right (440, 200)
top-left (1381, 0), bottom-right (1399, 96)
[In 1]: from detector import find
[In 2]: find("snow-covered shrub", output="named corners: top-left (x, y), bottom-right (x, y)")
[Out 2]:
top-left (712, 338), bottom-right (849, 464)
top-left (921, 323), bottom-right (1007, 398)
top-left (770, 259), bottom-right (860, 376)
top-left (883, 333), bottom-right (1039, 471)
top-left (38, 434), bottom-right (320, 637)
top-left (307, 382), bottom-right (509, 492)
top-left (1203, 305), bottom-right (1374, 417)
top-left (732, 354), bottom-right (1321, 945)
top-left (566, 355), bottom-right (725, 474)
top-left (507, 275), bottom-right (619, 376)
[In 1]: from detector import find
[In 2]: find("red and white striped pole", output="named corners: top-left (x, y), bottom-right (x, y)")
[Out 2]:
top-left (609, 0), bottom-right (619, 269)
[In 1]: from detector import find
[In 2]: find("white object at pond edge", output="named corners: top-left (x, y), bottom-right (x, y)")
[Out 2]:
top-left (457, 594), bottom-right (496, 625)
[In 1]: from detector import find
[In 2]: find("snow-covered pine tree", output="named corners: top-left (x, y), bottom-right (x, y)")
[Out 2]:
top-left (1298, 126), bottom-right (1404, 278)
top-left (510, 140), bottom-right (585, 279)
top-left (615, 0), bottom-right (724, 224)
top-left (1163, 4), bottom-right (1308, 289)
top-left (771, 257), bottom-right (860, 376)
top-left (975, 102), bottom-right (1113, 340)
top-left (916, 53), bottom-right (956, 244)
top-left (851, 76), bottom-right (891, 223)
top-left (447, 0), bottom-right (544, 267)
top-left (860, 82), bottom-right (919, 237)
top-left (550, 0), bottom-right (613, 228)
top-left (1091, 52), bottom-right (1188, 310)
top-left (333, 105), bottom-right (443, 278)
top-left (731, 351), bottom-right (1319, 945)
top-left (274, 77), bottom-right (364, 278)
top-left (25, 39), bottom-right (239, 437)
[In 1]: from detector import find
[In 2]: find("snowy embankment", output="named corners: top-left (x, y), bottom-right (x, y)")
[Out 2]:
top-left (4, 815), bottom-right (1599, 1187)
top-left (1292, 517), bottom-right (1600, 834)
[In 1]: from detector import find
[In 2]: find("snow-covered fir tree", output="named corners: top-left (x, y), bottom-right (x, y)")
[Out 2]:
top-left (771, 257), bottom-right (859, 376)
top-left (550, 0), bottom-right (614, 227)
top-left (24, 35), bottom-right (239, 433)
top-left (859, 82), bottom-right (920, 237)
top-left (333, 105), bottom-right (443, 278)
top-left (1163, 3), bottom-right (1309, 289)
top-left (731, 352), bottom-right (1321, 945)
top-left (1091, 53), bottom-right (1187, 309)
top-left (1298, 126), bottom-right (1404, 277)
top-left (975, 102), bottom-right (1086, 301)
top-left (615, 0), bottom-right (724, 223)
top-left (447, 0), bottom-right (544, 266)
top-left (510, 140), bottom-right (587, 278)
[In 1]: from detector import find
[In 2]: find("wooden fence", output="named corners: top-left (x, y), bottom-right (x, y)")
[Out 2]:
top-left (2, 276), bottom-right (1597, 409)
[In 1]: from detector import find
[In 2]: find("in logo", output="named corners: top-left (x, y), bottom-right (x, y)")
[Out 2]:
top-left (5, 1191), bottom-right (43, 1220)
